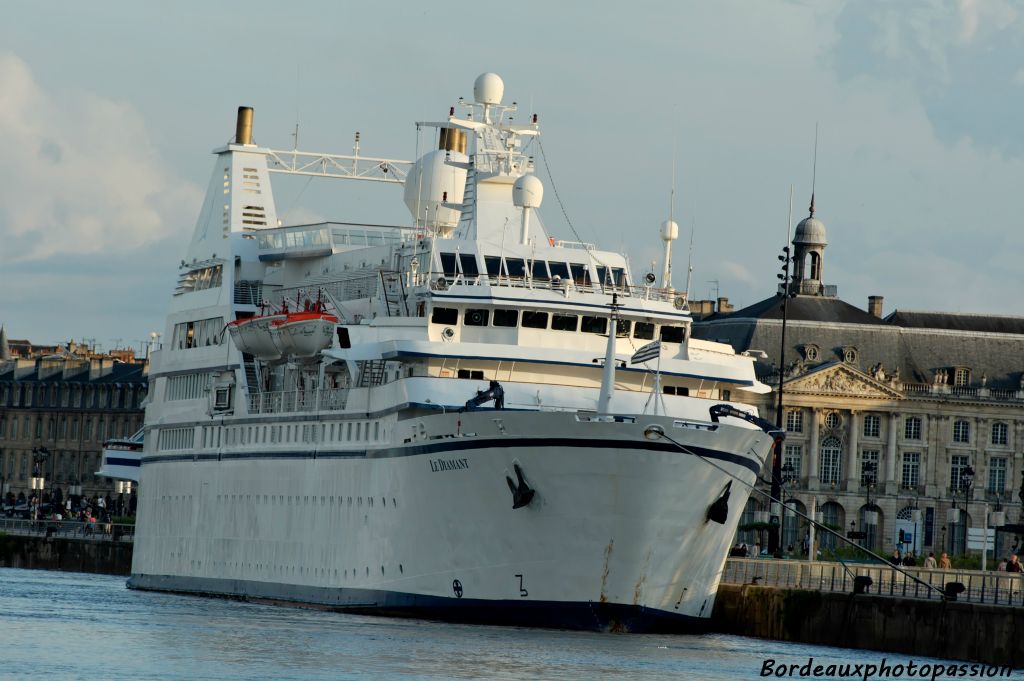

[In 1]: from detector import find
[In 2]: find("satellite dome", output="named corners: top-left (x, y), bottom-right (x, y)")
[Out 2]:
top-left (660, 220), bottom-right (679, 242)
top-left (512, 174), bottom-right (544, 208)
top-left (474, 73), bottom-right (504, 105)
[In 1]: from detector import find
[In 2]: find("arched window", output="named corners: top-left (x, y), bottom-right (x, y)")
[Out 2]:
top-left (859, 505), bottom-right (882, 552)
top-left (782, 499), bottom-right (806, 552)
top-left (819, 436), bottom-right (842, 485)
top-left (819, 501), bottom-right (845, 550)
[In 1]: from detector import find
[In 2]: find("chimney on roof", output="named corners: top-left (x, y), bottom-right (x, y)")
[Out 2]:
top-left (717, 297), bottom-right (733, 314)
top-left (868, 295), bottom-right (884, 318)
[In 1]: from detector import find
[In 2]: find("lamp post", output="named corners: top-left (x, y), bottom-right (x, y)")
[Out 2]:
top-left (769, 244), bottom-right (796, 556)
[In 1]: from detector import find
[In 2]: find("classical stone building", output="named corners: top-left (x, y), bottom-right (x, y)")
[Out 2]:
top-left (694, 198), bottom-right (1024, 559)
top-left (0, 349), bottom-right (148, 501)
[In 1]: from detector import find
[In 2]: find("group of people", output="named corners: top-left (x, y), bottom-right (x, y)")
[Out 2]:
top-left (890, 549), bottom-right (952, 569)
top-left (995, 555), bottom-right (1022, 572)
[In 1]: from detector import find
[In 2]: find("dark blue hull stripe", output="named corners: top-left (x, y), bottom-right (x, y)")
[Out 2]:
top-left (143, 437), bottom-right (762, 475)
top-left (127, 573), bottom-right (707, 634)
top-left (106, 457), bottom-right (142, 467)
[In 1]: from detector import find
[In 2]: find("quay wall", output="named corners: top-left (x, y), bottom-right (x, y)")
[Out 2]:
top-left (0, 534), bottom-right (133, 575)
top-left (712, 584), bottom-right (1024, 668)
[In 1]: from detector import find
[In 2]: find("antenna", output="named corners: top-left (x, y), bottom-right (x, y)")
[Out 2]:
top-left (684, 223), bottom-right (694, 300)
top-left (810, 122), bottom-right (819, 215)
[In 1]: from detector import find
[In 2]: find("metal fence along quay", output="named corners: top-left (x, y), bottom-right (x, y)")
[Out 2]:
top-left (722, 558), bottom-right (1024, 607)
top-left (0, 518), bottom-right (135, 542)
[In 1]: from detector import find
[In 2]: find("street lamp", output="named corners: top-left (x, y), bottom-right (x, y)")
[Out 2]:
top-left (769, 244), bottom-right (797, 556)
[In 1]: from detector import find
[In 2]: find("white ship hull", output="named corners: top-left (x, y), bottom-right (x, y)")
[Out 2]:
top-left (129, 411), bottom-right (770, 631)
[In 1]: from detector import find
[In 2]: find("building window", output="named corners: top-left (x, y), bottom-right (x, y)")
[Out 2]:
top-left (953, 368), bottom-right (970, 387)
top-left (843, 347), bottom-right (857, 364)
top-left (785, 411), bottom-right (803, 434)
top-left (901, 452), bottom-right (920, 489)
top-left (819, 436), bottom-right (842, 486)
top-left (953, 419), bottom-right (970, 444)
top-left (824, 412), bottom-right (841, 429)
top-left (989, 458), bottom-right (1008, 494)
top-left (950, 455), bottom-right (970, 492)
top-left (803, 345), bottom-right (819, 361)
top-left (904, 417), bottom-right (921, 440)
top-left (863, 414), bottom-right (880, 438)
top-left (991, 422), bottom-right (1009, 446)
top-left (861, 450), bottom-right (879, 486)
top-left (783, 444), bottom-right (802, 483)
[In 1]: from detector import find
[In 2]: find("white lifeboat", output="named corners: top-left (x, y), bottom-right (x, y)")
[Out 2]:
top-left (227, 313), bottom-right (288, 360)
top-left (272, 310), bottom-right (338, 358)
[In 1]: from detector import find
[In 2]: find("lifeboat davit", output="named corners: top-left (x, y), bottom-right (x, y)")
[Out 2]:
top-left (227, 313), bottom-right (288, 360)
top-left (272, 311), bottom-right (338, 358)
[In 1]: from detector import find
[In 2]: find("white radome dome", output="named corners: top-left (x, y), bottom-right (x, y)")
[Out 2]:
top-left (661, 219), bottom-right (679, 242)
top-left (474, 72), bottom-right (504, 105)
top-left (512, 174), bottom-right (544, 208)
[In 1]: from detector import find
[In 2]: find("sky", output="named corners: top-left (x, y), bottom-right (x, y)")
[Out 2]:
top-left (2, 0), bottom-right (1024, 351)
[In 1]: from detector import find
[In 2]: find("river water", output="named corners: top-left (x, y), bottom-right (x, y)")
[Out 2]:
top-left (0, 568), bottom-right (998, 680)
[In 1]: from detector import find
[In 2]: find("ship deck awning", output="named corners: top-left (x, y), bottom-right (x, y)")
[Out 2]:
top-left (323, 340), bottom-right (769, 391)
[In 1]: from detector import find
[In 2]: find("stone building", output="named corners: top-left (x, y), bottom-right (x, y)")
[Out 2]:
top-left (694, 197), bottom-right (1024, 559)
top-left (0, 345), bottom-right (148, 501)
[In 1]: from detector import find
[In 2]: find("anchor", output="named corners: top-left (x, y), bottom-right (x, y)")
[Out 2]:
top-left (505, 462), bottom-right (535, 509)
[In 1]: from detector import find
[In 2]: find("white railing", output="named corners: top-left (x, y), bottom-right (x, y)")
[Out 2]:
top-left (422, 273), bottom-right (685, 305)
top-left (247, 388), bottom-right (349, 414)
top-left (722, 558), bottom-right (1024, 606)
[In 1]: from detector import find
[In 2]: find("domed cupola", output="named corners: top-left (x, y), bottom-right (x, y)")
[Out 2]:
top-left (792, 194), bottom-right (828, 295)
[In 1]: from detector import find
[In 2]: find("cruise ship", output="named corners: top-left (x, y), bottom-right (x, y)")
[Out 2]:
top-left (128, 73), bottom-right (781, 632)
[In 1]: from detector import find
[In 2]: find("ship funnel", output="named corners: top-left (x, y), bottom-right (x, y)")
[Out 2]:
top-left (438, 128), bottom-right (467, 154)
top-left (235, 106), bottom-right (254, 145)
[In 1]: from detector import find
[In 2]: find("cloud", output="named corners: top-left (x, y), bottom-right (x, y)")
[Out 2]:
top-left (0, 53), bottom-right (200, 263)
top-left (831, 1), bottom-right (1024, 156)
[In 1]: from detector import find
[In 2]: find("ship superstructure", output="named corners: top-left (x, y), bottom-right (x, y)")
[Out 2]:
top-left (129, 74), bottom-right (779, 632)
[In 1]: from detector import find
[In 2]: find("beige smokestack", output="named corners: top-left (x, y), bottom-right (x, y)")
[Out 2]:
top-left (438, 128), bottom-right (467, 154)
top-left (235, 106), bottom-right (254, 145)
top-left (868, 295), bottom-right (884, 318)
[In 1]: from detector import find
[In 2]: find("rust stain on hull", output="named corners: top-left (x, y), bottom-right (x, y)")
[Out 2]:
top-left (599, 538), bottom-right (614, 604)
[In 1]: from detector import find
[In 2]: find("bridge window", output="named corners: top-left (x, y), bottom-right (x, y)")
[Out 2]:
top-left (633, 322), bottom-right (655, 340)
top-left (430, 307), bottom-right (458, 325)
top-left (457, 369), bottom-right (485, 380)
top-left (522, 311), bottom-right (548, 329)
top-left (464, 309), bottom-right (489, 327)
top-left (549, 262), bottom-right (570, 280)
top-left (492, 309), bottom-right (518, 327)
top-left (615, 320), bottom-right (631, 337)
top-left (485, 256), bottom-right (502, 277)
top-left (569, 263), bottom-right (590, 286)
top-left (580, 316), bottom-right (607, 335)
top-left (551, 314), bottom-right (578, 332)
top-left (660, 326), bottom-right (686, 343)
top-left (459, 254), bottom-right (479, 277)
top-left (504, 258), bottom-right (526, 278)
top-left (531, 261), bottom-right (549, 281)
top-left (440, 253), bottom-right (458, 278)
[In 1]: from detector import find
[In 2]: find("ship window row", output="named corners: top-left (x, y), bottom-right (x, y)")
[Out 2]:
top-left (172, 317), bottom-right (224, 350)
top-left (165, 373), bottom-right (211, 401)
top-left (200, 493), bottom-right (397, 510)
top-left (158, 427), bottom-right (195, 451)
top-left (440, 252), bottom-right (627, 288)
top-left (431, 307), bottom-right (686, 342)
top-left (197, 420), bottom-right (385, 449)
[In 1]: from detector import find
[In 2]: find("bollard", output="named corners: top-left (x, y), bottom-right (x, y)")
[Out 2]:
top-left (853, 576), bottom-right (873, 594)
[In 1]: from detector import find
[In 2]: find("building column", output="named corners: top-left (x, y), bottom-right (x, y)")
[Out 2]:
top-left (925, 415), bottom-right (941, 497)
top-left (846, 410), bottom-right (860, 491)
top-left (885, 412), bottom-right (899, 494)
top-left (807, 409), bottom-right (820, 491)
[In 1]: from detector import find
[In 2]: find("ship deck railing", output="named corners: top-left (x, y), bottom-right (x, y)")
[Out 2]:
top-left (722, 557), bottom-right (1024, 606)
top-left (418, 272), bottom-right (686, 306)
top-left (0, 517), bottom-right (135, 543)
top-left (248, 387), bottom-right (349, 414)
